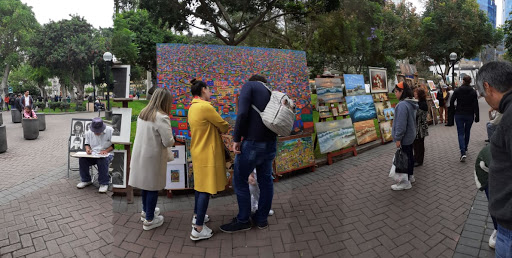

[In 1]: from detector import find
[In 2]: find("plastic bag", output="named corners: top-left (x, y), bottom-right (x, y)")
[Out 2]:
top-left (389, 154), bottom-right (408, 183)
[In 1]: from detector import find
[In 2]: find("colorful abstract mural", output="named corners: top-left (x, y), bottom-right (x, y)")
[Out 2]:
top-left (158, 44), bottom-right (313, 138)
top-left (275, 135), bottom-right (315, 174)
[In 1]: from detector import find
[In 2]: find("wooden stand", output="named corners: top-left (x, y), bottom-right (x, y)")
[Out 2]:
top-left (273, 133), bottom-right (316, 182)
top-left (112, 142), bottom-right (134, 203)
top-left (113, 98), bottom-right (133, 108)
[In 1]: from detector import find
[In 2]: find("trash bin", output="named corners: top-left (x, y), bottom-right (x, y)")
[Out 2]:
top-left (37, 113), bottom-right (46, 131)
top-left (0, 125), bottom-right (6, 153)
top-left (22, 118), bottom-right (39, 140)
top-left (11, 109), bottom-right (21, 123)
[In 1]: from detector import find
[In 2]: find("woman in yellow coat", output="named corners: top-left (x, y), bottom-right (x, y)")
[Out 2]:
top-left (187, 79), bottom-right (229, 241)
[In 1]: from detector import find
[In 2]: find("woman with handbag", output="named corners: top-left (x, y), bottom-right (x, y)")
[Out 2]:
top-left (413, 87), bottom-right (429, 167)
top-left (391, 81), bottom-right (419, 190)
top-left (129, 88), bottom-right (175, 230)
top-left (188, 79), bottom-right (230, 240)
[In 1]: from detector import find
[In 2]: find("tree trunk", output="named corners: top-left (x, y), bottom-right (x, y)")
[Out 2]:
top-left (1, 64), bottom-right (10, 95)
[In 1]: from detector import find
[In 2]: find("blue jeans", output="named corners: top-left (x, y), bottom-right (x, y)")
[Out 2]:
top-left (484, 187), bottom-right (498, 230)
top-left (487, 122), bottom-right (496, 141)
top-left (234, 140), bottom-right (276, 224)
top-left (79, 156), bottom-right (112, 185)
top-left (496, 224), bottom-right (512, 258)
top-left (455, 114), bottom-right (474, 155)
top-left (141, 190), bottom-right (158, 221)
top-left (193, 191), bottom-right (210, 226)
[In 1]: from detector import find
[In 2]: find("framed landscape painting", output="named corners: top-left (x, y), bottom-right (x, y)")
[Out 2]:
top-left (375, 101), bottom-right (392, 122)
top-left (345, 95), bottom-right (377, 123)
top-left (354, 120), bottom-right (379, 145)
top-left (344, 74), bottom-right (366, 96)
top-left (380, 121), bottom-right (393, 143)
top-left (275, 135), bottom-right (315, 174)
top-left (315, 119), bottom-right (356, 154)
top-left (315, 78), bottom-right (344, 103)
top-left (369, 67), bottom-right (388, 93)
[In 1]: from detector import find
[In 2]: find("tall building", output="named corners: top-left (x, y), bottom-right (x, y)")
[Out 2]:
top-left (504, 0), bottom-right (512, 23)
top-left (478, 0), bottom-right (497, 28)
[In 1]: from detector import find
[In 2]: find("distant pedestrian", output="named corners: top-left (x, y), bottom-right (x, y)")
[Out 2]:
top-left (475, 61), bottom-right (512, 256)
top-left (437, 85), bottom-right (449, 123)
top-left (9, 95), bottom-right (15, 110)
top-left (445, 86), bottom-right (455, 126)
top-left (450, 75), bottom-right (479, 162)
top-left (15, 94), bottom-right (23, 111)
top-left (4, 95), bottom-right (9, 110)
top-left (391, 81), bottom-right (418, 190)
top-left (413, 87), bottom-right (428, 167)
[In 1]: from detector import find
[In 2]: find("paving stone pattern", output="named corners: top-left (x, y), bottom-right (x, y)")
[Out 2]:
top-left (113, 98), bottom-right (491, 257)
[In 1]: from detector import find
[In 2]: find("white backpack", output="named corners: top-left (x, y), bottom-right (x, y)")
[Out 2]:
top-left (251, 83), bottom-right (296, 136)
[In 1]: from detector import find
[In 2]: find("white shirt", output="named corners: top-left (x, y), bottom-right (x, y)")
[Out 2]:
top-left (446, 90), bottom-right (454, 107)
top-left (24, 95), bottom-right (30, 107)
top-left (84, 126), bottom-right (113, 154)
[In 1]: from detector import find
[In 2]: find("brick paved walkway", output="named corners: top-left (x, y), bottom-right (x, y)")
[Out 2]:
top-left (112, 99), bottom-right (491, 257)
top-left (0, 111), bottom-right (113, 257)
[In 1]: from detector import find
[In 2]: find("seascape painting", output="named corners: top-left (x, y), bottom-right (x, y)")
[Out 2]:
top-left (354, 120), bottom-right (379, 145)
top-left (315, 78), bottom-right (344, 103)
top-left (315, 119), bottom-right (357, 154)
top-left (346, 95), bottom-right (377, 123)
top-left (380, 121), bottom-right (393, 143)
top-left (344, 74), bottom-right (366, 96)
top-left (375, 101), bottom-right (392, 122)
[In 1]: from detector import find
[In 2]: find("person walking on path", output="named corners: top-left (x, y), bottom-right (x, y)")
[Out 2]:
top-left (473, 145), bottom-right (498, 249)
top-left (187, 79), bottom-right (230, 240)
top-left (450, 75), bottom-right (479, 162)
top-left (391, 81), bottom-right (418, 190)
top-left (413, 87), bottom-right (428, 167)
top-left (220, 75), bottom-right (277, 233)
top-left (3, 95), bottom-right (8, 111)
top-left (21, 91), bottom-right (33, 109)
top-left (129, 88), bottom-right (175, 231)
top-left (437, 85), bottom-right (449, 123)
top-left (9, 94), bottom-right (15, 110)
top-left (446, 86), bottom-right (455, 126)
top-left (475, 61), bottom-right (512, 257)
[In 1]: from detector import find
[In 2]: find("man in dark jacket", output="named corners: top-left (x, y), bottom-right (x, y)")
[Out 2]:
top-left (475, 61), bottom-right (512, 256)
top-left (450, 75), bottom-right (479, 162)
top-left (220, 75), bottom-right (277, 233)
top-left (15, 94), bottom-right (23, 111)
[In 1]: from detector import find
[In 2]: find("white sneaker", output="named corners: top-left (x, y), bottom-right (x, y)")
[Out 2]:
top-left (460, 155), bottom-right (467, 162)
top-left (192, 214), bottom-right (210, 225)
top-left (391, 181), bottom-right (412, 191)
top-left (489, 229), bottom-right (497, 249)
top-left (98, 185), bottom-right (109, 193)
top-left (77, 181), bottom-right (92, 189)
top-left (269, 210), bottom-right (274, 216)
top-left (141, 207), bottom-right (161, 222)
top-left (190, 224), bottom-right (213, 241)
top-left (409, 175), bottom-right (416, 183)
top-left (143, 215), bottom-right (164, 231)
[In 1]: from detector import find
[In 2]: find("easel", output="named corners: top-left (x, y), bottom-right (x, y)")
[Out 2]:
top-left (314, 100), bottom-right (357, 165)
top-left (111, 98), bottom-right (134, 203)
top-left (273, 133), bottom-right (316, 182)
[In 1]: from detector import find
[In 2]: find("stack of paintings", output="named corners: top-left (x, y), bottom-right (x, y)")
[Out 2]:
top-left (315, 119), bottom-right (357, 154)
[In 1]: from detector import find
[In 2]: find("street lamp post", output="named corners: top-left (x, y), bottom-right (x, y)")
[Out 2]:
top-left (450, 52), bottom-right (457, 88)
top-left (103, 52), bottom-right (113, 120)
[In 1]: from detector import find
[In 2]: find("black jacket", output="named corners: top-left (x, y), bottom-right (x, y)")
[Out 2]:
top-left (489, 90), bottom-right (512, 230)
top-left (450, 85), bottom-right (479, 122)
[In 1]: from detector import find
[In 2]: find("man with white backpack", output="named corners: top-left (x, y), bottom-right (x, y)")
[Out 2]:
top-left (220, 74), bottom-right (294, 233)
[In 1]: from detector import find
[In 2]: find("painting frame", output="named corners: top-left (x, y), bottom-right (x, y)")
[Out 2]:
top-left (369, 67), bottom-right (388, 93)
top-left (168, 145), bottom-right (186, 165)
top-left (69, 118), bottom-right (91, 153)
top-left (315, 118), bottom-right (357, 154)
top-left (427, 80), bottom-right (437, 91)
top-left (111, 108), bottom-right (132, 143)
top-left (315, 78), bottom-right (344, 103)
top-left (354, 120), bottom-right (379, 145)
top-left (110, 149), bottom-right (127, 189)
top-left (344, 74), bottom-right (366, 96)
top-left (165, 164), bottom-right (186, 189)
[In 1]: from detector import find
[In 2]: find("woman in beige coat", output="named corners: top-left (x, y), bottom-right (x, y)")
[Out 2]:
top-left (129, 88), bottom-right (175, 231)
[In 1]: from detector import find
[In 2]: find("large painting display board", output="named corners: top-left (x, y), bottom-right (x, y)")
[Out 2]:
top-left (275, 135), bottom-right (315, 174)
top-left (315, 78), bottom-right (344, 103)
top-left (157, 44), bottom-right (313, 138)
top-left (315, 119), bottom-right (356, 154)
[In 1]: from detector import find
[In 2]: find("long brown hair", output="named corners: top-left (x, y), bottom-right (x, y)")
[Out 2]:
top-left (414, 87), bottom-right (427, 102)
top-left (138, 88), bottom-right (172, 122)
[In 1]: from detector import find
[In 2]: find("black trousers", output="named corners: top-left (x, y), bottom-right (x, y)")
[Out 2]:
top-left (446, 106), bottom-right (455, 125)
top-left (413, 138), bottom-right (425, 164)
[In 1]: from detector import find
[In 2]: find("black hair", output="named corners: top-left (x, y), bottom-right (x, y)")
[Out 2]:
top-left (396, 82), bottom-right (414, 100)
top-left (248, 74), bottom-right (267, 83)
top-left (190, 78), bottom-right (207, 97)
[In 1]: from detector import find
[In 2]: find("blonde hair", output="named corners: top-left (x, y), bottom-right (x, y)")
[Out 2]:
top-left (139, 88), bottom-right (172, 122)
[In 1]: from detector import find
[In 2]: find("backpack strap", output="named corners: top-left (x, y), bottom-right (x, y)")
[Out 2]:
top-left (251, 81), bottom-right (272, 113)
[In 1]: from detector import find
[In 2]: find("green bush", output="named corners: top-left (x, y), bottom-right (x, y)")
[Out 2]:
top-left (49, 102), bottom-right (60, 111)
top-left (60, 102), bottom-right (70, 111)
top-left (76, 105), bottom-right (86, 111)
top-left (131, 114), bottom-right (138, 122)
top-left (75, 101), bottom-right (84, 111)
top-left (35, 102), bottom-right (46, 111)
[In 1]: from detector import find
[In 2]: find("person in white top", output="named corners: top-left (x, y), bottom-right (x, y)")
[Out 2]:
top-left (77, 117), bottom-right (114, 193)
top-left (21, 91), bottom-right (33, 109)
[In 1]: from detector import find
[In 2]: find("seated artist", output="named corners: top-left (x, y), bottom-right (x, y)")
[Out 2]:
top-left (77, 117), bottom-right (114, 193)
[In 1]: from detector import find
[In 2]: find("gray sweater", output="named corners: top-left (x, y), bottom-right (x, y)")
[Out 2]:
top-left (489, 90), bottom-right (512, 230)
top-left (392, 98), bottom-right (418, 146)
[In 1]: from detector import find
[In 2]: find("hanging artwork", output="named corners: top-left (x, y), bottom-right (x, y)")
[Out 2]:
top-left (354, 120), bottom-right (379, 145)
top-left (157, 44), bottom-right (312, 137)
top-left (111, 108), bottom-right (132, 143)
top-left (427, 80), bottom-right (437, 91)
top-left (315, 119), bottom-right (356, 154)
top-left (315, 78), bottom-right (344, 103)
top-left (380, 121), bottom-right (393, 143)
top-left (110, 150), bottom-right (127, 188)
top-left (345, 95), bottom-right (377, 123)
top-left (369, 67), bottom-right (388, 93)
top-left (375, 101), bottom-right (392, 122)
top-left (344, 74), bottom-right (366, 96)
top-left (275, 135), bottom-right (315, 174)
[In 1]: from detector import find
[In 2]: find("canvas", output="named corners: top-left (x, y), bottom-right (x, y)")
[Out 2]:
top-left (110, 150), bottom-right (127, 188)
top-left (372, 93), bottom-right (389, 102)
top-left (111, 108), bottom-right (132, 143)
top-left (315, 119), bottom-right (356, 154)
top-left (168, 145), bottom-right (186, 165)
top-left (165, 164), bottom-right (186, 189)
top-left (157, 44), bottom-right (312, 137)
top-left (375, 101), bottom-right (392, 122)
top-left (69, 118), bottom-right (91, 152)
top-left (338, 102), bottom-right (349, 115)
top-left (383, 108), bottom-right (395, 120)
top-left (315, 78), bottom-right (344, 103)
top-left (275, 135), bottom-right (315, 174)
top-left (380, 121), bottom-right (393, 143)
top-left (345, 95), bottom-right (377, 123)
top-left (369, 67), bottom-right (388, 93)
top-left (354, 120), bottom-right (379, 145)
top-left (344, 74), bottom-right (366, 96)
top-left (427, 80), bottom-right (437, 91)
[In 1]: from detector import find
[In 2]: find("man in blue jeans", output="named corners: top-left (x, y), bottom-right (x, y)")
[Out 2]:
top-left (450, 75), bottom-right (479, 162)
top-left (220, 75), bottom-right (277, 233)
